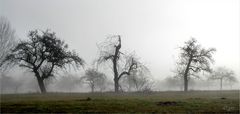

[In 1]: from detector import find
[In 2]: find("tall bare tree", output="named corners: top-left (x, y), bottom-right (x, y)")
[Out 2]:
top-left (209, 67), bottom-right (237, 90)
top-left (178, 38), bottom-right (216, 92)
top-left (98, 35), bottom-right (141, 92)
top-left (3, 29), bottom-right (84, 93)
top-left (0, 17), bottom-right (16, 73)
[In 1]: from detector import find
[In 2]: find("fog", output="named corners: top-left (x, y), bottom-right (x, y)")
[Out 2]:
top-left (0, 0), bottom-right (239, 93)
top-left (1, 67), bottom-right (238, 94)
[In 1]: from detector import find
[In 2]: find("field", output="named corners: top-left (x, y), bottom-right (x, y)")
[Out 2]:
top-left (1, 90), bottom-right (239, 113)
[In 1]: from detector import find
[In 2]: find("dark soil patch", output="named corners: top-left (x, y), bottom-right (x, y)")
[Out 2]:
top-left (220, 97), bottom-right (226, 100)
top-left (156, 101), bottom-right (182, 106)
top-left (75, 97), bottom-right (92, 101)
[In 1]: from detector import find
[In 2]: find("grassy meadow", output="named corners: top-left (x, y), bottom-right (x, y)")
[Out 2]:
top-left (1, 90), bottom-right (239, 113)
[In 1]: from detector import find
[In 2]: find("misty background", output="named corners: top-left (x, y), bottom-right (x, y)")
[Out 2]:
top-left (0, 0), bottom-right (239, 93)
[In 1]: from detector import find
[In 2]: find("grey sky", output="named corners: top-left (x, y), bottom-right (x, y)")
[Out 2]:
top-left (0, 0), bottom-right (239, 80)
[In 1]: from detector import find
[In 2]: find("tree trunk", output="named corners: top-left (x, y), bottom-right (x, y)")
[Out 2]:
top-left (183, 57), bottom-right (192, 92)
top-left (113, 58), bottom-right (119, 92)
top-left (91, 84), bottom-right (94, 93)
top-left (113, 56), bottom-right (119, 92)
top-left (184, 75), bottom-right (188, 92)
top-left (114, 77), bottom-right (119, 92)
top-left (220, 78), bottom-right (223, 91)
top-left (183, 67), bottom-right (189, 92)
top-left (34, 71), bottom-right (46, 93)
top-left (36, 77), bottom-right (46, 93)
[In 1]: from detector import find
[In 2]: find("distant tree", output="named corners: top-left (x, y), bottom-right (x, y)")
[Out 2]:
top-left (226, 75), bottom-right (238, 89)
top-left (0, 17), bottom-right (16, 73)
top-left (177, 38), bottom-right (216, 92)
top-left (3, 29), bottom-right (84, 93)
top-left (122, 64), bottom-right (153, 92)
top-left (209, 67), bottom-right (237, 90)
top-left (81, 68), bottom-right (107, 92)
top-left (98, 35), bottom-right (142, 92)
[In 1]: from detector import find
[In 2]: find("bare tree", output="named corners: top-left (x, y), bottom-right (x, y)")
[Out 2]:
top-left (81, 68), bottom-right (107, 92)
top-left (178, 38), bottom-right (216, 92)
top-left (226, 75), bottom-right (238, 89)
top-left (3, 29), bottom-right (84, 93)
top-left (209, 67), bottom-right (237, 90)
top-left (97, 35), bottom-right (141, 92)
top-left (0, 17), bottom-right (16, 73)
top-left (122, 63), bottom-right (153, 92)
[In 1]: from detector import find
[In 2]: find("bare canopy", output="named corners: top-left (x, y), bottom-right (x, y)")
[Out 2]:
top-left (81, 68), bottom-right (107, 92)
top-left (0, 17), bottom-right (16, 73)
top-left (178, 38), bottom-right (216, 92)
top-left (98, 35), bottom-right (146, 92)
top-left (3, 29), bottom-right (85, 93)
top-left (209, 67), bottom-right (237, 90)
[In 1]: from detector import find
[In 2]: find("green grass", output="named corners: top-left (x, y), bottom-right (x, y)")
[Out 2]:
top-left (1, 90), bottom-right (239, 113)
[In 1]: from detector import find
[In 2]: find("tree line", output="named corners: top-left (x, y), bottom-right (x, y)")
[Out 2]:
top-left (0, 17), bottom-right (238, 93)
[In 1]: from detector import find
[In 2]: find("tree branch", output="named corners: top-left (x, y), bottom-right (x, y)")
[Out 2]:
top-left (118, 58), bottom-right (137, 80)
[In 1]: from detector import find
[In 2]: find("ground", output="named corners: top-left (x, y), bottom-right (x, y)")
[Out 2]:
top-left (1, 90), bottom-right (239, 113)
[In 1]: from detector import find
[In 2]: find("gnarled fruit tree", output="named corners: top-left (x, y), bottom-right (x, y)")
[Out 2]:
top-left (3, 29), bottom-right (84, 93)
top-left (178, 38), bottom-right (216, 92)
top-left (97, 35), bottom-right (147, 92)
